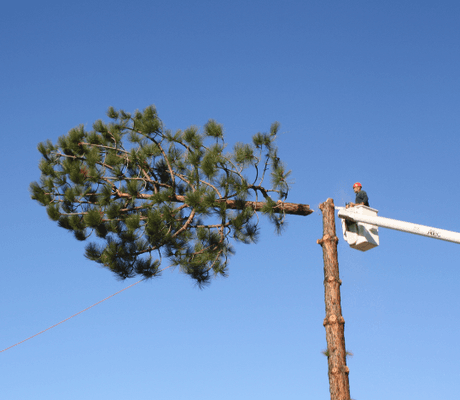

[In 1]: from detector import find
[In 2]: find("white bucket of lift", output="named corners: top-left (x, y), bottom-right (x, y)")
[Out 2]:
top-left (340, 205), bottom-right (379, 251)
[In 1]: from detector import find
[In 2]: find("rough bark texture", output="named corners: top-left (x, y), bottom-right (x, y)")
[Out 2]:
top-left (317, 198), bottom-right (351, 400)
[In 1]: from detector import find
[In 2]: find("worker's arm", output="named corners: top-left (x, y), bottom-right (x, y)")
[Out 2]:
top-left (346, 202), bottom-right (364, 208)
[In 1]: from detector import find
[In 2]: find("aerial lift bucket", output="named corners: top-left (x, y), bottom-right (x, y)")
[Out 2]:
top-left (338, 205), bottom-right (379, 251)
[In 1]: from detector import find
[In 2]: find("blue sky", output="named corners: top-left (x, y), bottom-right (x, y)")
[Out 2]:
top-left (1, 1), bottom-right (459, 399)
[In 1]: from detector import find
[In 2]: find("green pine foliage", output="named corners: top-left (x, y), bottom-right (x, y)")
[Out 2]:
top-left (30, 106), bottom-right (292, 286)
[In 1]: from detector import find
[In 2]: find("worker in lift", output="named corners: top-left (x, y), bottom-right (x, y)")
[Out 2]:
top-left (346, 182), bottom-right (369, 208)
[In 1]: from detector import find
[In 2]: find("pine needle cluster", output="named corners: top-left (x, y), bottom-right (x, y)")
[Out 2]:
top-left (30, 106), bottom-right (292, 286)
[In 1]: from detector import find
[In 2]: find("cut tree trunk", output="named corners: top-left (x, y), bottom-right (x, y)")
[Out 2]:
top-left (317, 198), bottom-right (351, 400)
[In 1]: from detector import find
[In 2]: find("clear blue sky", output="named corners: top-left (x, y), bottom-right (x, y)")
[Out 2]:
top-left (1, 1), bottom-right (459, 399)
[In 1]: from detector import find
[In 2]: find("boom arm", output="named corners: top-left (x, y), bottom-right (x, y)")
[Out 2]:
top-left (337, 207), bottom-right (460, 245)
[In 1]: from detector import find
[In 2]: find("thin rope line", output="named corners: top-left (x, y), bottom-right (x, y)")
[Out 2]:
top-left (1, 278), bottom-right (144, 354)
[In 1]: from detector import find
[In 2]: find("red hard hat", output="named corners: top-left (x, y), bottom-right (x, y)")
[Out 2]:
top-left (353, 182), bottom-right (362, 188)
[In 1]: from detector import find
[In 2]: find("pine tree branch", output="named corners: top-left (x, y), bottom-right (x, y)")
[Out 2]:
top-left (78, 142), bottom-right (129, 155)
top-left (191, 222), bottom-right (232, 229)
top-left (150, 137), bottom-right (176, 188)
top-left (171, 208), bottom-right (196, 239)
top-left (248, 184), bottom-right (270, 199)
top-left (112, 190), bottom-right (312, 216)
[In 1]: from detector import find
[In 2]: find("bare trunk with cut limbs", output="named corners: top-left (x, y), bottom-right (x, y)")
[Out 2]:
top-left (317, 198), bottom-right (351, 400)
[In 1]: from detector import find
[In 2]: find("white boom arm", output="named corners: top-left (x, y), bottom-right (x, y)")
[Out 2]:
top-left (337, 207), bottom-right (460, 245)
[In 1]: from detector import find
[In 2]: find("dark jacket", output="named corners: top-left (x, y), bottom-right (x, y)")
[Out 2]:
top-left (355, 190), bottom-right (369, 206)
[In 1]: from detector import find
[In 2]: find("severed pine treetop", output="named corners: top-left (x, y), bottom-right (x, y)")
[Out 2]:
top-left (31, 106), bottom-right (312, 286)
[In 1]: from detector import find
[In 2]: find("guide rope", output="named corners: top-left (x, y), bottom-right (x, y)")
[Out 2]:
top-left (1, 278), bottom-right (144, 354)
